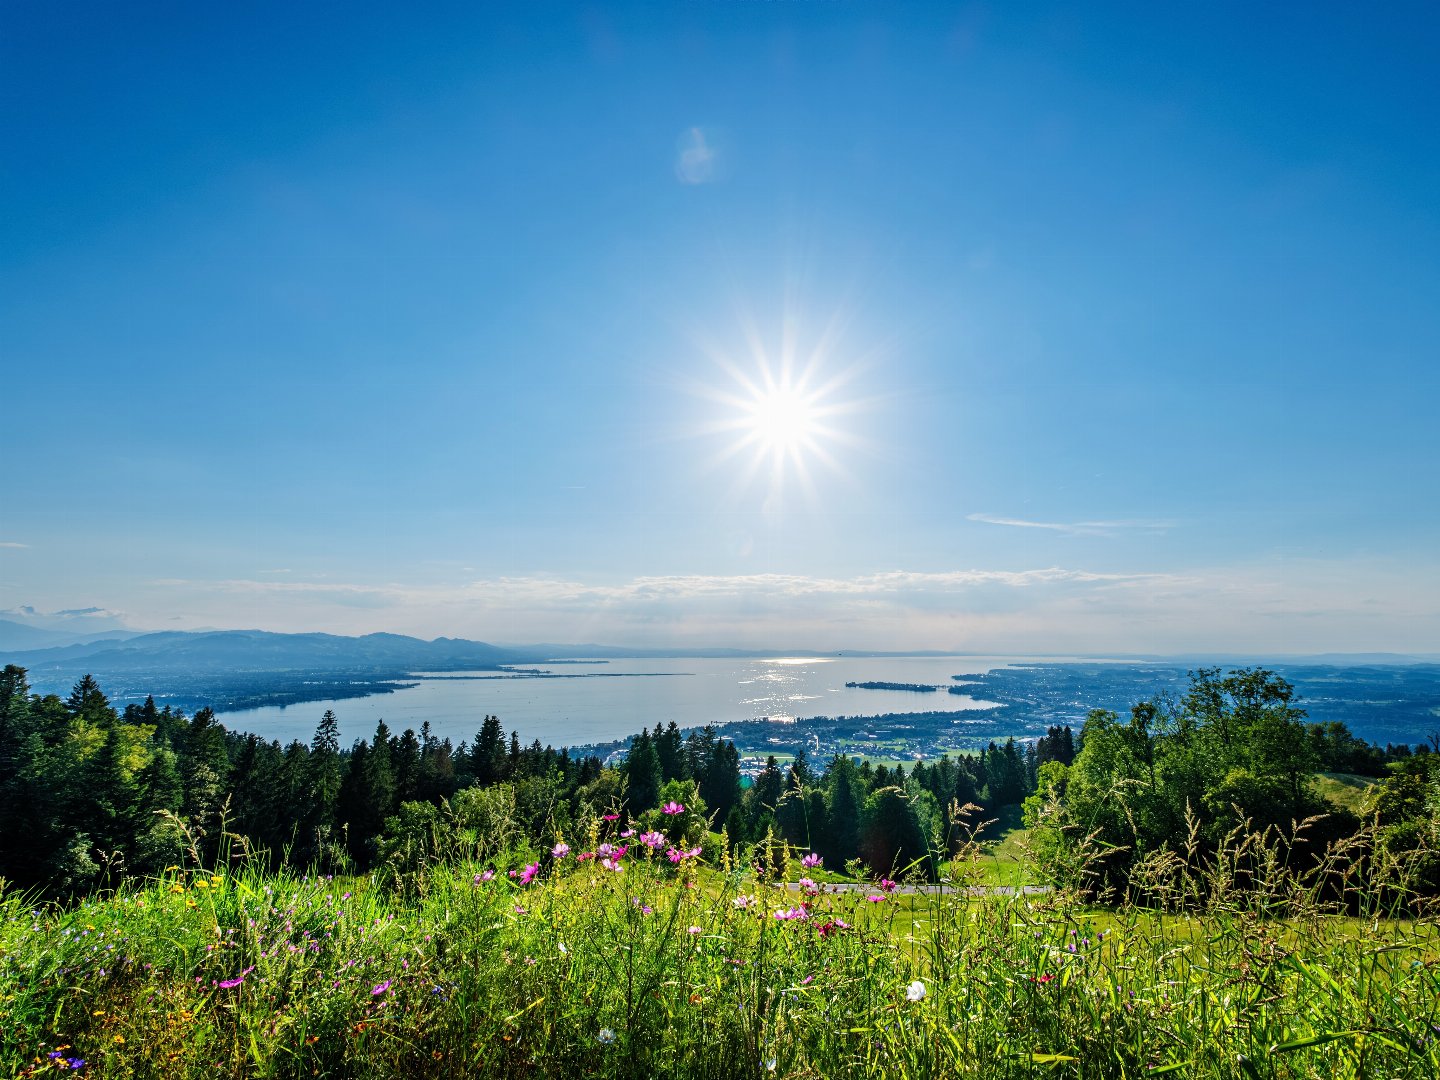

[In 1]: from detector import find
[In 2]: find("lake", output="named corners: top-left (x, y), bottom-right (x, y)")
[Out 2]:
top-left (218, 655), bottom-right (1045, 749)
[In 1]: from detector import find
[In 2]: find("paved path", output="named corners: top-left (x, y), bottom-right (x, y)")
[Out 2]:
top-left (782, 882), bottom-right (1050, 897)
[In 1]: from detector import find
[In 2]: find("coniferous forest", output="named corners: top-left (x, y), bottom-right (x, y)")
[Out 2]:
top-left (2, 663), bottom-right (1436, 904)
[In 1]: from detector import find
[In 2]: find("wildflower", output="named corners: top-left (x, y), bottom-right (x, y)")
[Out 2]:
top-left (764, 1055), bottom-right (777, 1072)
top-left (65, 1059), bottom-right (86, 1071)
top-left (597, 1027), bottom-right (616, 1045)
top-left (620, 828), bottom-right (635, 838)
top-left (800, 852), bottom-right (822, 869)
top-left (798, 877), bottom-right (816, 892)
top-left (372, 980), bottom-right (392, 996)
top-left (661, 801), bottom-right (685, 815)
top-left (558, 942), bottom-right (568, 955)
top-left (878, 877), bottom-right (897, 892)
top-left (194, 879), bottom-right (211, 889)
top-left (602, 813), bottom-right (620, 822)
top-left (217, 966), bottom-right (254, 990)
top-left (600, 857), bottom-right (623, 873)
top-left (551, 842), bottom-right (570, 859)
top-left (817, 919), bottom-right (850, 937)
top-left (865, 894), bottom-right (885, 903)
top-left (518, 862), bottom-right (540, 886)
top-left (906, 980), bottom-right (927, 1002)
top-left (473, 870), bottom-right (495, 885)
top-left (688, 925), bottom-right (702, 935)
top-left (733, 894), bottom-right (753, 909)
top-left (597, 843), bottom-right (617, 857)
top-left (639, 830), bottom-right (666, 850)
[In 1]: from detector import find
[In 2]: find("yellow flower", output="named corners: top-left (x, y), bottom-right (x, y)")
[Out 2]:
top-left (210, 877), bottom-right (222, 886)
top-left (186, 899), bottom-right (197, 908)
top-left (92, 1009), bottom-right (105, 1016)
top-left (113, 1034), bottom-right (125, 1044)
top-left (169, 885), bottom-right (185, 894)
top-left (194, 879), bottom-right (210, 889)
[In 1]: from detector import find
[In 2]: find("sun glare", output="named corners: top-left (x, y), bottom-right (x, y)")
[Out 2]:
top-left (687, 312), bottom-right (873, 509)
top-left (745, 382), bottom-right (820, 461)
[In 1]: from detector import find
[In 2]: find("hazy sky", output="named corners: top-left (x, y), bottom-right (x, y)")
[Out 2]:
top-left (3, 2), bottom-right (1438, 653)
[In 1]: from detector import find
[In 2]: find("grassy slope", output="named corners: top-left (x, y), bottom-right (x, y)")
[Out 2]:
top-left (4, 850), bottom-right (1437, 1080)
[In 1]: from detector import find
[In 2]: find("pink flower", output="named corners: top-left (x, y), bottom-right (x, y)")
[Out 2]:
top-left (217, 966), bottom-right (254, 990)
top-left (800, 853), bottom-right (823, 869)
top-left (518, 862), bottom-right (540, 886)
top-left (878, 878), bottom-right (897, 893)
top-left (600, 857), bottom-right (624, 873)
top-left (602, 813), bottom-right (620, 822)
top-left (639, 830), bottom-right (666, 850)
top-left (688, 926), bottom-right (702, 935)
top-left (620, 828), bottom-right (635, 839)
top-left (661, 801), bottom-right (685, 815)
top-left (866, 895), bottom-right (885, 903)
top-left (551, 842), bottom-right (570, 859)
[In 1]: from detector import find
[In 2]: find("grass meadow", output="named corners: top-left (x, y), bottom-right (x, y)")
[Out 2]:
top-left (2, 815), bottom-right (1438, 1079)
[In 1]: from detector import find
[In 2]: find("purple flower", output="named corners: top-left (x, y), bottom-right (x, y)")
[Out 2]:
top-left (551, 842), bottom-right (570, 859)
top-left (639, 830), bottom-right (667, 850)
top-left (218, 965), bottom-right (254, 989)
top-left (800, 853), bottom-right (822, 869)
top-left (372, 980), bottom-right (392, 996)
top-left (518, 862), bottom-right (540, 886)
top-left (661, 801), bottom-right (685, 815)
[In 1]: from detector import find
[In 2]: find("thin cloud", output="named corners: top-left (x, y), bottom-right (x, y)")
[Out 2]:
top-left (967, 513), bottom-right (1175, 536)
top-left (0, 541), bottom-right (28, 549)
top-left (675, 127), bottom-right (718, 184)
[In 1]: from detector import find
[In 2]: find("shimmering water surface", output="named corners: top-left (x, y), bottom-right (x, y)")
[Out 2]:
top-left (219, 655), bottom-right (1053, 748)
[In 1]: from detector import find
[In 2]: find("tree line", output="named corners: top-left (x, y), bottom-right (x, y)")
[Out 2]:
top-left (1, 663), bottom-right (1433, 899)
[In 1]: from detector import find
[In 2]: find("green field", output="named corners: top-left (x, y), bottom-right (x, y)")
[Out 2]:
top-left (4, 826), bottom-right (1437, 1079)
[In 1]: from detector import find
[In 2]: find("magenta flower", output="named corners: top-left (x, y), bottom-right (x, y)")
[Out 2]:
top-left (372, 980), bottom-right (392, 996)
top-left (866, 895), bottom-right (885, 903)
top-left (798, 877), bottom-right (817, 892)
top-left (800, 852), bottom-right (823, 869)
top-left (217, 965), bottom-right (254, 989)
top-left (639, 830), bottom-right (666, 850)
top-left (878, 878), bottom-right (897, 893)
top-left (661, 801), bottom-right (685, 815)
top-left (518, 862), bottom-right (540, 886)
top-left (602, 813), bottom-right (620, 822)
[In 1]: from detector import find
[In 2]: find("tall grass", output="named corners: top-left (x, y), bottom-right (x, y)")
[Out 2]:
top-left (2, 812), bottom-right (1437, 1078)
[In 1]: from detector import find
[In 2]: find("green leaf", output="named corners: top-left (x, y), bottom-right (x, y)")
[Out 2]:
top-left (1032, 1052), bottom-right (1078, 1064)
top-left (1268, 1031), bottom-right (1352, 1054)
top-left (1147, 1062), bottom-right (1189, 1075)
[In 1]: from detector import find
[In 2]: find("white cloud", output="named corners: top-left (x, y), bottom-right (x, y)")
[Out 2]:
top-left (967, 513), bottom-right (1175, 536)
top-left (130, 555), bottom-right (1440, 656)
top-left (0, 541), bottom-right (28, 549)
top-left (675, 127), bottom-right (718, 184)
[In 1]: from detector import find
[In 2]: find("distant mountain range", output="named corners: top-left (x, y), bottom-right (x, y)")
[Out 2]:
top-left (3, 629), bottom-right (522, 679)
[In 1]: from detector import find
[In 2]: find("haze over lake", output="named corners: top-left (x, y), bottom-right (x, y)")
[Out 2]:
top-left (219, 656), bottom-right (1027, 748)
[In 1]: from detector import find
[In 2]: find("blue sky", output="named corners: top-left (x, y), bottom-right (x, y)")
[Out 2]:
top-left (3, 1), bottom-right (1438, 653)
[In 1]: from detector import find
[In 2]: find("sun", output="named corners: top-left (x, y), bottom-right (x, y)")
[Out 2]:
top-left (743, 379), bottom-right (821, 464)
top-left (687, 318), bottom-right (871, 508)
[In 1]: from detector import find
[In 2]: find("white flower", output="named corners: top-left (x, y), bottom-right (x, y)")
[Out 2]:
top-left (558, 942), bottom-right (568, 955)
top-left (906, 979), bottom-right (927, 1002)
top-left (597, 1027), bottom-right (616, 1045)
